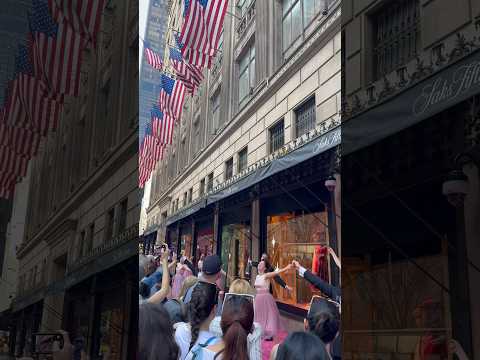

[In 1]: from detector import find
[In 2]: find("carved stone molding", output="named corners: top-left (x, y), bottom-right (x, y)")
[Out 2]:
top-left (345, 22), bottom-right (480, 120)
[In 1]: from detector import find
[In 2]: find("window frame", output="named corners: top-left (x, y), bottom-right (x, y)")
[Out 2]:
top-left (210, 89), bottom-right (221, 134)
top-left (238, 43), bottom-right (256, 107)
top-left (282, 0), bottom-right (325, 55)
top-left (269, 119), bottom-right (285, 154)
top-left (238, 147), bottom-right (248, 173)
top-left (200, 178), bottom-right (206, 196)
top-left (207, 173), bottom-right (214, 192)
top-left (294, 96), bottom-right (317, 138)
top-left (225, 157), bottom-right (234, 181)
top-left (371, 0), bottom-right (421, 81)
top-left (118, 199), bottom-right (128, 234)
top-left (105, 208), bottom-right (115, 242)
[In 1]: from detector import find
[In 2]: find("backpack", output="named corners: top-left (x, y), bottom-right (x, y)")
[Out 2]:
top-left (187, 336), bottom-right (217, 360)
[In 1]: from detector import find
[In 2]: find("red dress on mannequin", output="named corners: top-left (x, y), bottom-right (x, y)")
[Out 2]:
top-left (311, 245), bottom-right (328, 291)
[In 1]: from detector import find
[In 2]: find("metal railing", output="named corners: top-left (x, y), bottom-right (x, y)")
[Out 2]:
top-left (373, 0), bottom-right (420, 80)
top-left (68, 224), bottom-right (139, 272)
top-left (236, 0), bottom-right (256, 39)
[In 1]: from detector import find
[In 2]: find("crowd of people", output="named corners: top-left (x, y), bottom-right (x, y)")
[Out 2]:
top-left (138, 246), bottom-right (342, 360)
top-left (139, 246), bottom-right (472, 360)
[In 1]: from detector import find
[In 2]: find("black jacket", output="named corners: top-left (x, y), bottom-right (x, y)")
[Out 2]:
top-left (265, 261), bottom-right (287, 289)
top-left (303, 269), bottom-right (341, 360)
top-left (304, 269), bottom-right (341, 303)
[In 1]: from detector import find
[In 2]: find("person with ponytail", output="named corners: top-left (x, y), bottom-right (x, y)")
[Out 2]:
top-left (273, 332), bottom-right (330, 360)
top-left (270, 298), bottom-right (340, 360)
top-left (305, 299), bottom-right (340, 359)
top-left (189, 295), bottom-right (255, 360)
top-left (209, 279), bottom-right (262, 360)
top-left (175, 281), bottom-right (220, 360)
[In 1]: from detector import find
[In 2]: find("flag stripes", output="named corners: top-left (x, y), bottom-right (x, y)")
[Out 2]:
top-left (179, 0), bottom-right (227, 69)
top-left (30, 0), bottom-right (86, 97)
top-left (145, 45), bottom-right (163, 71)
top-left (159, 74), bottom-right (186, 121)
top-left (47, 0), bottom-right (105, 45)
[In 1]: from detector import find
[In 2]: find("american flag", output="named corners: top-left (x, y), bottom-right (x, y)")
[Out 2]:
top-left (29, 0), bottom-right (87, 97)
top-left (151, 105), bottom-right (174, 145)
top-left (0, 174), bottom-right (17, 190)
top-left (47, 0), bottom-right (106, 46)
top-left (0, 146), bottom-right (29, 179)
top-left (175, 32), bottom-right (213, 69)
top-left (144, 43), bottom-right (163, 71)
top-left (0, 186), bottom-right (14, 200)
top-left (169, 47), bottom-right (203, 93)
top-left (9, 44), bottom-right (62, 136)
top-left (0, 122), bottom-right (40, 158)
top-left (139, 124), bottom-right (164, 187)
top-left (179, 0), bottom-right (228, 68)
top-left (159, 74), bottom-right (186, 122)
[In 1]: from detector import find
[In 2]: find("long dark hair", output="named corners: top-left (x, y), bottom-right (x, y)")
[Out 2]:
top-left (276, 332), bottom-right (330, 360)
top-left (307, 300), bottom-right (340, 344)
top-left (188, 282), bottom-right (218, 350)
top-left (139, 303), bottom-right (179, 360)
top-left (219, 296), bottom-right (254, 360)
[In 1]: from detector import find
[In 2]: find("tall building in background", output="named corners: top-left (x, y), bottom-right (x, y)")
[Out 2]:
top-left (0, 0), bottom-right (32, 105)
top-left (139, 0), bottom-right (170, 147)
top-left (138, 0), bottom-right (169, 246)
top-left (6, 0), bottom-right (139, 358)
top-left (0, 1), bottom-right (33, 351)
top-left (144, 0), bottom-right (341, 328)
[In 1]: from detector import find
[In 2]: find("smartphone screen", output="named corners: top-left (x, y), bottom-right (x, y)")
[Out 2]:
top-left (32, 333), bottom-right (64, 354)
top-left (308, 295), bottom-right (340, 318)
top-left (222, 293), bottom-right (255, 315)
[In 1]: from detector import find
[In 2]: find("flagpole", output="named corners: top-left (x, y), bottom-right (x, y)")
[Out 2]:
top-left (225, 11), bottom-right (241, 20)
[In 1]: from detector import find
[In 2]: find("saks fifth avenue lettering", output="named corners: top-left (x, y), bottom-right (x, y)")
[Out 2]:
top-left (413, 60), bottom-right (480, 116)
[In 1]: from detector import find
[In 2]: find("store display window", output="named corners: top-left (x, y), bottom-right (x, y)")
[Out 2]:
top-left (179, 226), bottom-right (193, 259)
top-left (266, 210), bottom-right (330, 310)
top-left (195, 220), bottom-right (215, 270)
top-left (97, 288), bottom-right (124, 360)
top-left (220, 221), bottom-right (251, 287)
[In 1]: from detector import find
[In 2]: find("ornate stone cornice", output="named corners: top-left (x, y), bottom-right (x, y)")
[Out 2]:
top-left (344, 23), bottom-right (480, 121)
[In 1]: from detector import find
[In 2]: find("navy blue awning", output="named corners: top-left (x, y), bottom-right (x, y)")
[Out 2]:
top-left (166, 126), bottom-right (340, 226)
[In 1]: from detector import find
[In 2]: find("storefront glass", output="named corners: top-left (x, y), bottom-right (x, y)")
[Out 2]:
top-left (196, 220), bottom-right (215, 263)
top-left (97, 289), bottom-right (124, 360)
top-left (266, 210), bottom-right (330, 310)
top-left (179, 226), bottom-right (193, 259)
top-left (221, 221), bottom-right (251, 287)
top-left (67, 297), bottom-right (90, 351)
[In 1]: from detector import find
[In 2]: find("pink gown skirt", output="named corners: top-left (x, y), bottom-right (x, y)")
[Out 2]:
top-left (254, 288), bottom-right (283, 338)
top-left (171, 272), bottom-right (184, 299)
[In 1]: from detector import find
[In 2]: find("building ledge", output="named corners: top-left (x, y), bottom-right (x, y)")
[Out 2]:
top-left (18, 129), bottom-right (138, 257)
top-left (147, 4), bottom-right (341, 214)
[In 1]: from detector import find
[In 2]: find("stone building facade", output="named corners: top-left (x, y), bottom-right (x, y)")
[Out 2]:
top-left (10, 0), bottom-right (139, 358)
top-left (342, 0), bottom-right (480, 358)
top-left (145, 0), bottom-right (342, 321)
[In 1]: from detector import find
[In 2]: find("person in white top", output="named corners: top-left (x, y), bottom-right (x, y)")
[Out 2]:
top-left (175, 281), bottom-right (220, 360)
top-left (192, 294), bottom-right (255, 360)
top-left (254, 261), bottom-right (292, 340)
top-left (209, 279), bottom-right (262, 360)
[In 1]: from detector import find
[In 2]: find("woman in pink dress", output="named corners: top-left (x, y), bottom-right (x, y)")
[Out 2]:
top-left (254, 261), bottom-right (292, 340)
top-left (171, 257), bottom-right (193, 299)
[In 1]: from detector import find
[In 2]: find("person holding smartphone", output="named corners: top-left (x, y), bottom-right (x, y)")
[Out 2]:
top-left (209, 279), bottom-right (262, 360)
top-left (189, 295), bottom-right (255, 360)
